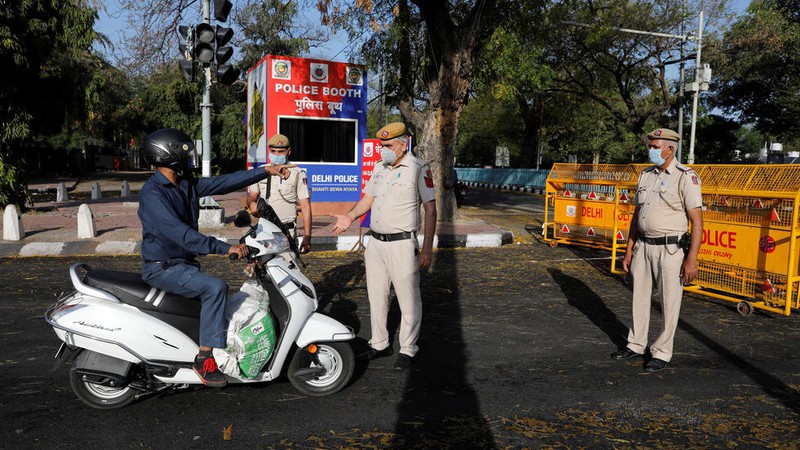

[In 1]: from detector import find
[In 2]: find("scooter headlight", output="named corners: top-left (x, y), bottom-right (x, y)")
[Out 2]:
top-left (257, 232), bottom-right (290, 253)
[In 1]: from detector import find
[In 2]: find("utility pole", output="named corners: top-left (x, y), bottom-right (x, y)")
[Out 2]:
top-left (201, 0), bottom-right (212, 178)
top-left (687, 11), bottom-right (704, 165)
top-left (677, 0), bottom-right (686, 163)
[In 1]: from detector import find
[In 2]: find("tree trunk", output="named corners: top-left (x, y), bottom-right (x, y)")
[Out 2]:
top-left (403, 51), bottom-right (472, 223)
top-left (401, 0), bottom-right (495, 222)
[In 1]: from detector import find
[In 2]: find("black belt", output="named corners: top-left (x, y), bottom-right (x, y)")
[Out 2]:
top-left (144, 259), bottom-right (200, 269)
top-left (640, 235), bottom-right (680, 245)
top-left (369, 231), bottom-right (414, 242)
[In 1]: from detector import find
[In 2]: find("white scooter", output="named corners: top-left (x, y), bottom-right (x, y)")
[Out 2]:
top-left (45, 199), bottom-right (355, 409)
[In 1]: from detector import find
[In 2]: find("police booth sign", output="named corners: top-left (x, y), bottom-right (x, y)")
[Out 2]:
top-left (246, 55), bottom-right (368, 207)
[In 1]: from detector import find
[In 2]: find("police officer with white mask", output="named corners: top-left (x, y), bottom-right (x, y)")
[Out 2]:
top-left (612, 128), bottom-right (703, 372)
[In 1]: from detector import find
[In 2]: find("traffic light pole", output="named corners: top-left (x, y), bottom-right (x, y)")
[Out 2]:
top-left (201, 0), bottom-right (212, 178)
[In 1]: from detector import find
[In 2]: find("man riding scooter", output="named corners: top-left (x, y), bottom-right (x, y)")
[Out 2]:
top-left (137, 128), bottom-right (291, 387)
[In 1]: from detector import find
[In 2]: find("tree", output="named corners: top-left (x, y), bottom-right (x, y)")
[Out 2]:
top-left (544, 0), bottom-right (731, 144)
top-left (712, 0), bottom-right (800, 140)
top-left (235, 0), bottom-right (326, 70)
top-left (118, 0), bottom-right (321, 173)
top-left (0, 0), bottom-right (97, 206)
top-left (471, 18), bottom-right (553, 168)
top-left (321, 0), bottom-right (505, 221)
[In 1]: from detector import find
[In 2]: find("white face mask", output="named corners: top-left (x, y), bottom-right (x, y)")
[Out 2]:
top-left (381, 148), bottom-right (398, 166)
top-left (270, 154), bottom-right (287, 165)
top-left (648, 148), bottom-right (666, 166)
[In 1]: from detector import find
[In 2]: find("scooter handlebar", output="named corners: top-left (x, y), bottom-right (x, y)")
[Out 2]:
top-left (229, 245), bottom-right (259, 260)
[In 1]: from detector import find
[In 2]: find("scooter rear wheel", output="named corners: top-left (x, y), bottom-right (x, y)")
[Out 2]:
top-left (288, 342), bottom-right (354, 397)
top-left (69, 362), bottom-right (136, 409)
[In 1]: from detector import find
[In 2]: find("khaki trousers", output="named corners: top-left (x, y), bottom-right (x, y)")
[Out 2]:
top-left (364, 237), bottom-right (421, 357)
top-left (627, 241), bottom-right (684, 361)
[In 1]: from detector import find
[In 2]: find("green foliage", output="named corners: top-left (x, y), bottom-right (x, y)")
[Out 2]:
top-left (456, 95), bottom-right (524, 167)
top-left (0, 0), bottom-right (97, 207)
top-left (238, 0), bottom-right (311, 69)
top-left (214, 99), bottom-right (247, 173)
top-left (713, 0), bottom-right (800, 140)
top-left (133, 64), bottom-right (200, 137)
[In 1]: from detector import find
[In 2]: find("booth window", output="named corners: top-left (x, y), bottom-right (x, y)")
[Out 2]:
top-left (279, 117), bottom-right (356, 163)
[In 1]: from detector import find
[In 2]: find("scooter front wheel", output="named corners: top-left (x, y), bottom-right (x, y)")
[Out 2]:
top-left (287, 342), bottom-right (354, 396)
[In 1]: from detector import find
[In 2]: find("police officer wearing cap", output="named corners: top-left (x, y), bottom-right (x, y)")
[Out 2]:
top-left (612, 128), bottom-right (703, 372)
top-left (138, 128), bottom-right (292, 387)
top-left (331, 122), bottom-right (437, 370)
top-left (247, 134), bottom-right (312, 253)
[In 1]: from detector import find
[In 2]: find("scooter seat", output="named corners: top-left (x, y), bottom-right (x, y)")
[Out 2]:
top-left (84, 269), bottom-right (201, 318)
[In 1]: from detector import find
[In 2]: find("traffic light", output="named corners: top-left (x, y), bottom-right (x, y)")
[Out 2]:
top-left (214, 0), bottom-right (233, 22)
top-left (177, 25), bottom-right (195, 81)
top-left (213, 25), bottom-right (240, 85)
top-left (193, 23), bottom-right (215, 63)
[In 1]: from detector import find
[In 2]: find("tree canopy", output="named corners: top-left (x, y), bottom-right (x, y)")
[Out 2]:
top-left (3, 0), bottom-right (799, 213)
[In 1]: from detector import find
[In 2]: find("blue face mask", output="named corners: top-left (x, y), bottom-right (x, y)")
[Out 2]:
top-left (648, 148), bottom-right (666, 166)
top-left (270, 154), bottom-right (287, 165)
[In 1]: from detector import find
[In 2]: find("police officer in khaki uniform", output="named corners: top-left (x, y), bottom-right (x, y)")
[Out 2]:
top-left (331, 122), bottom-right (437, 370)
top-left (612, 128), bottom-right (703, 372)
top-left (247, 134), bottom-right (312, 253)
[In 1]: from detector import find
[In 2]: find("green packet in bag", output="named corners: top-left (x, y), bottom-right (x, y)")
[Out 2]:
top-left (236, 311), bottom-right (277, 379)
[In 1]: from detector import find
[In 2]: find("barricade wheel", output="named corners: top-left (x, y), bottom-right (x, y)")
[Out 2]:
top-left (549, 240), bottom-right (558, 248)
top-left (737, 301), bottom-right (754, 317)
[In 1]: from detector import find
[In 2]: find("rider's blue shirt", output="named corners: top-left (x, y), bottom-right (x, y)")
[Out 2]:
top-left (138, 169), bottom-right (267, 262)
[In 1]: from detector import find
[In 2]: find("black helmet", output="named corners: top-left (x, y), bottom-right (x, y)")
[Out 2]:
top-left (142, 128), bottom-right (193, 168)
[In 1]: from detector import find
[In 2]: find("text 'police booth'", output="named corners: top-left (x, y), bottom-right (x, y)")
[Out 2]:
top-left (246, 55), bottom-right (368, 216)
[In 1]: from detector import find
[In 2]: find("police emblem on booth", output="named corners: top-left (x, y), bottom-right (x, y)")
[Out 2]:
top-left (272, 60), bottom-right (291, 80)
top-left (346, 66), bottom-right (363, 86)
top-left (310, 63), bottom-right (329, 83)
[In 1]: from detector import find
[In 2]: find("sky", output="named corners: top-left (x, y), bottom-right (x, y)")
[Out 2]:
top-left (94, 0), bottom-right (753, 69)
top-left (93, 0), bottom-right (353, 66)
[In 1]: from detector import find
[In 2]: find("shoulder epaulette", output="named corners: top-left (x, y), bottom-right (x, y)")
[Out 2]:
top-left (674, 163), bottom-right (692, 173)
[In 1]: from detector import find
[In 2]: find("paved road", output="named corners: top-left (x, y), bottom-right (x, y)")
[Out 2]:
top-left (2, 239), bottom-right (799, 448)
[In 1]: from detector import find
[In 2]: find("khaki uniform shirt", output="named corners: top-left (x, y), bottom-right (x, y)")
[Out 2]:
top-left (634, 159), bottom-right (703, 237)
top-left (365, 154), bottom-right (436, 234)
top-left (249, 167), bottom-right (309, 224)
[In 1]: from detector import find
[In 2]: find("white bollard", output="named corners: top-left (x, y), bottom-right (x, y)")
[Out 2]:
top-left (77, 203), bottom-right (97, 239)
top-left (56, 182), bottom-right (69, 202)
top-left (91, 181), bottom-right (102, 200)
top-left (121, 180), bottom-right (131, 197)
top-left (3, 204), bottom-right (24, 240)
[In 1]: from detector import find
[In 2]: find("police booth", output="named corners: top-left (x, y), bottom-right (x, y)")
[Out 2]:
top-left (246, 55), bottom-right (369, 216)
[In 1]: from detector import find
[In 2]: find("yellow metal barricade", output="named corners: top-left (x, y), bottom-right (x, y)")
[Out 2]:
top-left (687, 164), bottom-right (800, 316)
top-left (544, 163), bottom-right (800, 316)
top-left (544, 164), bottom-right (637, 273)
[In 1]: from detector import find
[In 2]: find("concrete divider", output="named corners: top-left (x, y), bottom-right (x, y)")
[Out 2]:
top-left (77, 204), bottom-right (97, 238)
top-left (91, 181), bottom-right (102, 200)
top-left (3, 204), bottom-right (24, 241)
top-left (121, 180), bottom-right (131, 197)
top-left (56, 182), bottom-right (69, 202)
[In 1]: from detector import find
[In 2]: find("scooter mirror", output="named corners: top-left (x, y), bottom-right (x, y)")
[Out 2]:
top-left (233, 209), bottom-right (252, 228)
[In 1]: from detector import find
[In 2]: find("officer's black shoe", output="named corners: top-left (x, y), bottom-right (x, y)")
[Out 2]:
top-left (394, 354), bottom-right (413, 370)
top-left (644, 358), bottom-right (669, 372)
top-left (611, 348), bottom-right (643, 360)
top-left (358, 346), bottom-right (393, 361)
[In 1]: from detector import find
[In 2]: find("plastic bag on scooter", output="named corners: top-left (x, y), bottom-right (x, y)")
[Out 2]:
top-left (213, 280), bottom-right (277, 379)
